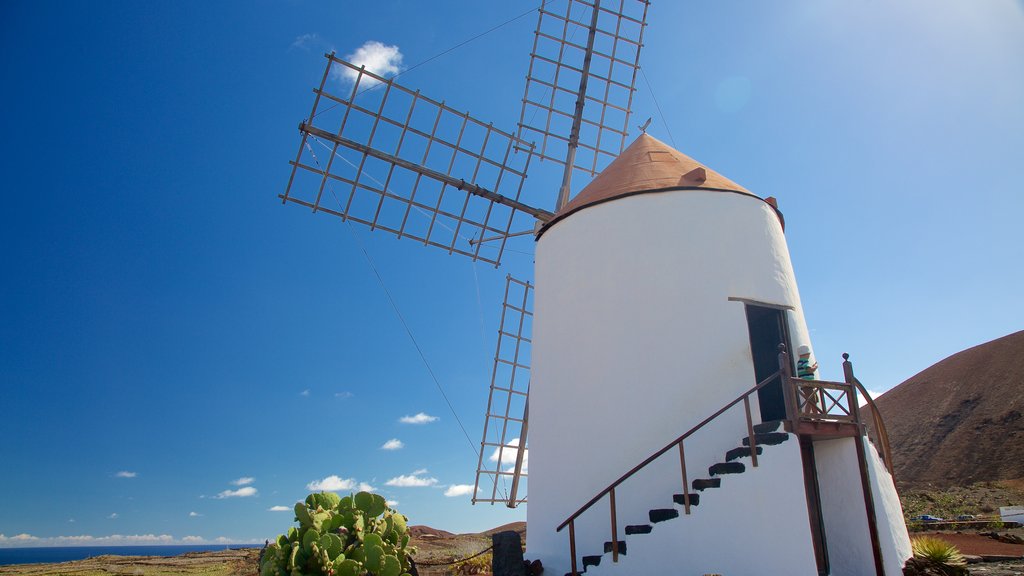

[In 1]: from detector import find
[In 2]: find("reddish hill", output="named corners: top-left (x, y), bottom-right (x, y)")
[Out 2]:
top-left (873, 330), bottom-right (1024, 488)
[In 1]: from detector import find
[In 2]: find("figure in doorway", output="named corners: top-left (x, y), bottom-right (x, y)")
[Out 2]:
top-left (797, 345), bottom-right (821, 414)
top-left (797, 345), bottom-right (818, 380)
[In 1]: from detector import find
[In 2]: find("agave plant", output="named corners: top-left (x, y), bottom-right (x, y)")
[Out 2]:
top-left (260, 491), bottom-right (415, 576)
top-left (905, 536), bottom-right (968, 576)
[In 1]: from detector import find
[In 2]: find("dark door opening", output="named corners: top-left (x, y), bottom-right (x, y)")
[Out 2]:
top-left (744, 304), bottom-right (792, 422)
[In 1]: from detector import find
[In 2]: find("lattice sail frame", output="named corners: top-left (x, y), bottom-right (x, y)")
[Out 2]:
top-left (517, 0), bottom-right (649, 179)
top-left (282, 55), bottom-right (551, 267)
top-left (473, 275), bottom-right (532, 507)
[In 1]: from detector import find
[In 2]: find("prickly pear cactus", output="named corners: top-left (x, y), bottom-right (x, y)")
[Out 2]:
top-left (260, 491), bottom-right (416, 576)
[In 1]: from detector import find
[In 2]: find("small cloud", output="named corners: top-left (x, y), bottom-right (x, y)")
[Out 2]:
top-left (188, 512), bottom-right (201, 517)
top-left (300, 389), bottom-right (310, 397)
top-left (385, 471), bottom-right (438, 488)
top-left (444, 484), bottom-right (478, 498)
top-left (182, 535), bottom-right (205, 543)
top-left (381, 439), bottom-right (404, 451)
top-left (108, 513), bottom-right (119, 519)
top-left (860, 389), bottom-right (885, 406)
top-left (358, 482), bottom-right (376, 493)
top-left (489, 438), bottom-right (528, 472)
top-left (385, 500), bottom-right (399, 507)
top-left (67, 519), bottom-right (75, 523)
top-left (215, 487), bottom-right (258, 499)
top-left (413, 468), bottom-right (429, 476)
top-left (307, 475), bottom-right (356, 492)
top-left (333, 41), bottom-right (403, 86)
top-left (268, 505), bottom-right (291, 512)
top-left (114, 471), bottom-right (137, 478)
top-left (399, 413), bottom-right (438, 425)
top-left (215, 537), bottom-right (232, 544)
top-left (335, 391), bottom-right (354, 399)
top-left (291, 33), bottom-right (325, 52)
top-left (231, 477), bottom-right (255, 486)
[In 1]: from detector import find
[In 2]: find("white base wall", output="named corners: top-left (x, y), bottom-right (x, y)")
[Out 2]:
top-left (813, 437), bottom-right (911, 576)
top-left (582, 435), bottom-right (819, 576)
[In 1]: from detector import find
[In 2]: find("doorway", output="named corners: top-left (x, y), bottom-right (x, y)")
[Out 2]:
top-left (744, 304), bottom-right (792, 422)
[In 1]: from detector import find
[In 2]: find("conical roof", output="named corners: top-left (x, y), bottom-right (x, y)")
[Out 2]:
top-left (539, 134), bottom-right (758, 235)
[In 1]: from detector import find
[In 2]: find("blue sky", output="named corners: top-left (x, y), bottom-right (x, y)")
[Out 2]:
top-left (1, 0), bottom-right (1022, 546)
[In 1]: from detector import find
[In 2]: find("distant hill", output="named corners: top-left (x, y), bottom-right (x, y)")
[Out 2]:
top-left (874, 330), bottom-right (1024, 488)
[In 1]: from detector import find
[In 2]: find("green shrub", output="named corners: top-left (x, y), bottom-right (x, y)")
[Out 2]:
top-left (260, 491), bottom-right (415, 576)
top-left (911, 536), bottom-right (966, 566)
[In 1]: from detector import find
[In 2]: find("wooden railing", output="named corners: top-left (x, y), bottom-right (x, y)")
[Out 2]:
top-left (556, 369), bottom-right (782, 575)
top-left (556, 348), bottom-right (896, 575)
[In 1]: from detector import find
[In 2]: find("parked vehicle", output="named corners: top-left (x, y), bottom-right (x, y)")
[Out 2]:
top-left (956, 514), bottom-right (976, 521)
top-left (912, 515), bottom-right (945, 522)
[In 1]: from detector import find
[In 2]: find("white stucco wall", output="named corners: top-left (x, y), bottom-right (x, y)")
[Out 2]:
top-left (866, 440), bottom-right (913, 574)
top-left (583, 434), bottom-right (819, 576)
top-left (528, 190), bottom-right (815, 574)
top-left (813, 437), bottom-right (875, 576)
top-left (813, 437), bottom-right (911, 576)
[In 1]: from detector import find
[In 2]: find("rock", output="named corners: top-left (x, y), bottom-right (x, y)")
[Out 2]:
top-left (492, 530), bottom-right (526, 576)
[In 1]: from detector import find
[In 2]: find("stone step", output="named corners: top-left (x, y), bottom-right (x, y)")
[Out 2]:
top-left (692, 478), bottom-right (721, 491)
top-left (709, 461), bottom-right (745, 476)
top-left (603, 540), bottom-right (627, 555)
top-left (624, 524), bottom-right (652, 535)
top-left (754, 420), bottom-right (784, 434)
top-left (649, 508), bottom-right (679, 523)
top-left (583, 555), bottom-right (602, 570)
top-left (726, 445), bottom-right (763, 462)
top-left (672, 493), bottom-right (701, 507)
top-left (742, 432), bottom-right (790, 446)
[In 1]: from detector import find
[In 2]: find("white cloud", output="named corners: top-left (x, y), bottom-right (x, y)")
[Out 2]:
top-left (334, 41), bottom-right (403, 85)
top-left (108, 513), bottom-right (119, 519)
top-left (0, 534), bottom-right (264, 548)
top-left (291, 33), bottom-right (325, 52)
top-left (215, 487), bottom-right (257, 499)
top-left (335, 391), bottom-right (354, 399)
top-left (489, 438), bottom-right (528, 473)
top-left (300, 389), bottom-right (310, 397)
top-left (399, 412), bottom-right (438, 425)
top-left (860, 389), bottom-right (885, 406)
top-left (444, 484), bottom-right (478, 498)
top-left (413, 468), bottom-right (429, 475)
top-left (215, 537), bottom-right (233, 544)
top-left (381, 439), bottom-right (404, 451)
top-left (358, 482), bottom-right (376, 493)
top-left (231, 477), bottom-right (255, 486)
top-left (385, 500), bottom-right (399, 507)
top-left (188, 512), bottom-right (201, 517)
top-left (268, 505), bottom-right (291, 512)
top-left (385, 471), bottom-right (438, 488)
top-left (307, 475), bottom-right (356, 492)
top-left (114, 471), bottom-right (137, 478)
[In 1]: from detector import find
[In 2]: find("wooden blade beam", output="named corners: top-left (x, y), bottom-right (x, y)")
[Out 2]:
top-left (298, 123), bottom-right (553, 222)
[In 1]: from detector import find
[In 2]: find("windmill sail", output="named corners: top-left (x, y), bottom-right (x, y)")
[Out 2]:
top-left (473, 275), bottom-right (532, 507)
top-left (282, 54), bottom-right (553, 266)
top-left (517, 0), bottom-right (650, 207)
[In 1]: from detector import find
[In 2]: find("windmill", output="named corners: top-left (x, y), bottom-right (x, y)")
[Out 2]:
top-left (280, 2), bottom-right (913, 575)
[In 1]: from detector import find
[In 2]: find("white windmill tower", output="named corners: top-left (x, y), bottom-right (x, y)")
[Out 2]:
top-left (279, 2), bottom-right (912, 575)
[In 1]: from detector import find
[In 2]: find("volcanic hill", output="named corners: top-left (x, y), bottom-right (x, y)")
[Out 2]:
top-left (874, 330), bottom-right (1024, 489)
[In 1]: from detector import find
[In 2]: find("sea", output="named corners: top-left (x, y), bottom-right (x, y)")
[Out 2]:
top-left (0, 544), bottom-right (262, 566)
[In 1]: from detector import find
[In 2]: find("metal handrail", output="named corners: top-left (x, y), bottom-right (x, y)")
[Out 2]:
top-left (851, 375), bottom-right (895, 475)
top-left (555, 369), bottom-right (782, 533)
